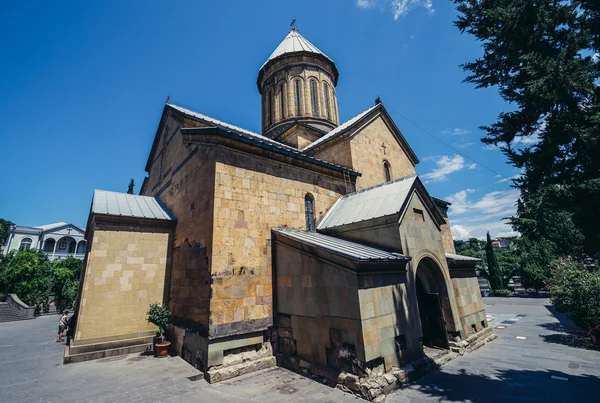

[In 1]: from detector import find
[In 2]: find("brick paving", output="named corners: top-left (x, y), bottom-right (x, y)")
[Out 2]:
top-left (1, 298), bottom-right (599, 402)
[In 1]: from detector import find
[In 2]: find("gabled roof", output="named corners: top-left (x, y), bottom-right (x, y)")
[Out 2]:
top-left (260, 29), bottom-right (333, 70)
top-left (300, 102), bottom-right (419, 165)
top-left (92, 190), bottom-right (175, 221)
top-left (35, 222), bottom-right (68, 231)
top-left (318, 175), bottom-right (445, 231)
top-left (169, 103), bottom-right (360, 177)
top-left (445, 253), bottom-right (480, 262)
top-left (273, 228), bottom-right (410, 262)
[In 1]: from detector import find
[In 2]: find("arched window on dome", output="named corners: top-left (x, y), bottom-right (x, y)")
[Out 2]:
top-left (19, 237), bottom-right (33, 251)
top-left (383, 161), bottom-right (392, 182)
top-left (323, 83), bottom-right (331, 120)
top-left (310, 80), bottom-right (319, 117)
top-left (305, 193), bottom-right (315, 232)
top-left (279, 84), bottom-right (285, 120)
top-left (295, 80), bottom-right (302, 116)
top-left (268, 91), bottom-right (273, 126)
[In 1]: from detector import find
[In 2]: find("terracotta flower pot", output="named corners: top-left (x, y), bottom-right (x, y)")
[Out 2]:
top-left (155, 341), bottom-right (171, 358)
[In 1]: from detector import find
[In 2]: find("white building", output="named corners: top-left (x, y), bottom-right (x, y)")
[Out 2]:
top-left (2, 222), bottom-right (86, 261)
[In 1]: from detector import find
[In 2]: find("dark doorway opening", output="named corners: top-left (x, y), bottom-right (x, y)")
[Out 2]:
top-left (416, 275), bottom-right (449, 349)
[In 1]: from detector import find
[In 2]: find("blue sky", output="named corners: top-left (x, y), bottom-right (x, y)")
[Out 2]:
top-left (0, 0), bottom-right (522, 240)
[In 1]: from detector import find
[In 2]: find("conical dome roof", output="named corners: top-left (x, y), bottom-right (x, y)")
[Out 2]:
top-left (260, 28), bottom-right (334, 70)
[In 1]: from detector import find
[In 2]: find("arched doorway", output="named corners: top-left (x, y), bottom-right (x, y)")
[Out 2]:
top-left (415, 257), bottom-right (451, 350)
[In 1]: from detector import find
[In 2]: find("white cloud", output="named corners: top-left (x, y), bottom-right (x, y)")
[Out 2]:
top-left (593, 53), bottom-right (599, 62)
top-left (467, 163), bottom-right (477, 170)
top-left (421, 155), bottom-right (465, 182)
top-left (446, 188), bottom-right (518, 216)
top-left (446, 188), bottom-right (520, 240)
top-left (453, 142), bottom-right (473, 149)
top-left (356, 0), bottom-right (434, 19)
top-left (513, 133), bottom-right (539, 146)
top-left (495, 174), bottom-right (521, 184)
top-left (442, 127), bottom-right (471, 136)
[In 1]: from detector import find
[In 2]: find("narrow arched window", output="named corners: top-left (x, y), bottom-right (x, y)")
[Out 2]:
top-left (310, 80), bottom-right (319, 117)
top-left (384, 161), bottom-right (392, 182)
top-left (279, 84), bottom-right (285, 119)
top-left (323, 83), bottom-right (331, 120)
top-left (305, 194), bottom-right (315, 232)
top-left (268, 91), bottom-right (273, 125)
top-left (19, 238), bottom-right (32, 251)
top-left (295, 80), bottom-right (301, 116)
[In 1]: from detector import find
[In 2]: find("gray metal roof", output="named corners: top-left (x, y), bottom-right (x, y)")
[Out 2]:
top-left (302, 104), bottom-right (380, 152)
top-left (318, 175), bottom-right (418, 230)
top-left (170, 103), bottom-right (360, 177)
top-left (92, 190), bottom-right (175, 221)
top-left (273, 228), bottom-right (410, 262)
top-left (445, 253), bottom-right (481, 262)
top-left (261, 29), bottom-right (333, 70)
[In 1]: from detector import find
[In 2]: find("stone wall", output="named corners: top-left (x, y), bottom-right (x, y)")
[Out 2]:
top-left (209, 148), bottom-right (346, 340)
top-left (349, 115), bottom-right (416, 190)
top-left (450, 269), bottom-right (487, 337)
top-left (75, 224), bottom-right (172, 342)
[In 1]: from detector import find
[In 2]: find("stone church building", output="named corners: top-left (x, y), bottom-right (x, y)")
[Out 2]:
top-left (69, 27), bottom-right (491, 391)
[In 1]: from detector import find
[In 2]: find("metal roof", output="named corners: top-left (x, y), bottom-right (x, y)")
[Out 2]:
top-left (445, 253), bottom-right (481, 262)
top-left (302, 104), bottom-right (380, 152)
top-left (92, 190), bottom-right (175, 221)
top-left (273, 228), bottom-right (410, 262)
top-left (35, 222), bottom-right (68, 231)
top-left (170, 103), bottom-right (360, 177)
top-left (261, 29), bottom-right (333, 70)
top-left (318, 175), bottom-right (418, 230)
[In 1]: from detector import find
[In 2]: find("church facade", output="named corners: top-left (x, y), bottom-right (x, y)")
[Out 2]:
top-left (70, 28), bottom-right (492, 392)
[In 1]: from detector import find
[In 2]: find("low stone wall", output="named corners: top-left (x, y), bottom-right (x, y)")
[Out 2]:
top-left (7, 294), bottom-right (35, 319)
top-left (280, 326), bottom-right (497, 402)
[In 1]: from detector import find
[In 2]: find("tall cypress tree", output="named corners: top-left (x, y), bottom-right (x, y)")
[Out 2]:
top-left (127, 179), bottom-right (135, 195)
top-left (486, 232), bottom-right (503, 291)
top-left (454, 0), bottom-right (600, 254)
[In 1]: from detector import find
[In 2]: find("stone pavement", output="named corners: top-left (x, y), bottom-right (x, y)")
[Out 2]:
top-left (1, 298), bottom-right (599, 402)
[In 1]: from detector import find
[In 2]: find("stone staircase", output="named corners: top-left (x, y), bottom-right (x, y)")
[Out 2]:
top-left (64, 333), bottom-right (155, 364)
top-left (0, 302), bottom-right (32, 323)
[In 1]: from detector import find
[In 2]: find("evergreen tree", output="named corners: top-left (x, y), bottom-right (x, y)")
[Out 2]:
top-left (127, 179), bottom-right (135, 194)
top-left (454, 0), bottom-right (600, 254)
top-left (485, 232), bottom-right (503, 291)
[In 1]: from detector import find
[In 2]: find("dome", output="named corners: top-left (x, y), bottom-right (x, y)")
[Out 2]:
top-left (260, 28), bottom-right (334, 70)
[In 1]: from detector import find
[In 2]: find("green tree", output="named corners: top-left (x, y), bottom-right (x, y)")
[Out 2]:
top-left (0, 218), bottom-right (14, 247)
top-left (518, 237), bottom-right (555, 290)
top-left (127, 179), bottom-right (135, 194)
top-left (50, 257), bottom-right (83, 304)
top-left (485, 232), bottom-right (503, 291)
top-left (0, 250), bottom-right (52, 306)
top-left (454, 0), bottom-right (600, 255)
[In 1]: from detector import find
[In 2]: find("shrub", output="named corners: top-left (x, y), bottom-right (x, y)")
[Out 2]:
top-left (493, 289), bottom-right (512, 297)
top-left (548, 258), bottom-right (600, 330)
top-left (147, 302), bottom-right (171, 343)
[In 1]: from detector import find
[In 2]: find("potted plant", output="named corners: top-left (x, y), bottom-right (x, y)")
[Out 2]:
top-left (147, 302), bottom-right (171, 357)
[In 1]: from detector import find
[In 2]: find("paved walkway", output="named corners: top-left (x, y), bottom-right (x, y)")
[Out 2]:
top-left (0, 298), bottom-right (598, 402)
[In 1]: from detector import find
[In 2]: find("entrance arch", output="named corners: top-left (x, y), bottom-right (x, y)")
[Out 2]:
top-left (415, 256), bottom-right (452, 349)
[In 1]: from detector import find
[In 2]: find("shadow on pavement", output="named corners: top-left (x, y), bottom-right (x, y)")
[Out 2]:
top-left (539, 306), bottom-right (599, 351)
top-left (406, 367), bottom-right (599, 403)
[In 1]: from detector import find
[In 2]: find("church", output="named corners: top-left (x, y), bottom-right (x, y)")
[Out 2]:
top-left (68, 26), bottom-right (492, 394)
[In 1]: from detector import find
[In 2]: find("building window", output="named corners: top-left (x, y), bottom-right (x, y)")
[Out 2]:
top-left (383, 161), bottom-right (392, 182)
top-left (305, 194), bottom-right (315, 232)
top-left (19, 238), bottom-right (32, 251)
top-left (279, 84), bottom-right (285, 119)
top-left (310, 80), bottom-right (319, 117)
top-left (324, 83), bottom-right (331, 120)
top-left (268, 91), bottom-right (273, 126)
top-left (295, 80), bottom-right (301, 116)
top-left (414, 208), bottom-right (425, 223)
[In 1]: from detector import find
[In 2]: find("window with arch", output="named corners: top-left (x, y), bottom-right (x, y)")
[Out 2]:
top-left (19, 237), bottom-right (33, 251)
top-left (268, 91), bottom-right (273, 125)
top-left (323, 83), bottom-right (331, 120)
top-left (279, 84), bottom-right (285, 119)
top-left (310, 80), bottom-right (319, 117)
top-left (305, 194), bottom-right (315, 232)
top-left (295, 80), bottom-right (301, 116)
top-left (383, 161), bottom-right (392, 182)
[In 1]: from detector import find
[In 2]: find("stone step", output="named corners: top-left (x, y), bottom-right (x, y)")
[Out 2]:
top-left (68, 335), bottom-right (155, 355)
top-left (206, 356), bottom-right (277, 383)
top-left (0, 303), bottom-right (31, 323)
top-left (64, 342), bottom-right (153, 364)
